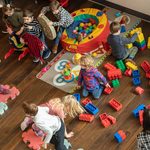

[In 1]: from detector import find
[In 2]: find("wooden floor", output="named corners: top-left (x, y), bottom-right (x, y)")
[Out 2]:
top-left (0, 0), bottom-right (150, 150)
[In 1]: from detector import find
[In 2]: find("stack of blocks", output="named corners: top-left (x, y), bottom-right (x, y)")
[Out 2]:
top-left (130, 27), bottom-right (146, 51)
top-left (114, 130), bottom-right (126, 143)
top-left (141, 60), bottom-right (150, 79)
top-left (132, 70), bottom-right (141, 86)
top-left (132, 104), bottom-right (145, 118)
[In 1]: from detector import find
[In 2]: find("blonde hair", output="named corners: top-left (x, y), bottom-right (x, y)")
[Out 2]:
top-left (49, 0), bottom-right (60, 11)
top-left (110, 21), bottom-right (121, 34)
top-left (80, 55), bottom-right (94, 68)
top-left (51, 95), bottom-right (85, 118)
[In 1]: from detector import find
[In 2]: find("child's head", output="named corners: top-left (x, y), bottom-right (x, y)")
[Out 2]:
top-left (110, 21), bottom-right (121, 34)
top-left (80, 55), bottom-right (94, 69)
top-left (23, 9), bottom-right (34, 23)
top-left (62, 95), bottom-right (85, 118)
top-left (2, 5), bottom-right (15, 16)
top-left (22, 102), bottom-right (38, 117)
top-left (49, 0), bottom-right (60, 14)
top-left (143, 108), bottom-right (150, 132)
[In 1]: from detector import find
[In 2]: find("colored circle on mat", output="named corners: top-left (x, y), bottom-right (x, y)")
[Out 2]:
top-left (54, 60), bottom-right (69, 72)
top-left (53, 74), bottom-right (66, 86)
top-left (71, 65), bottom-right (81, 77)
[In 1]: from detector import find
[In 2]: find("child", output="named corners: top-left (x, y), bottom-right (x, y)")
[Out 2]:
top-left (22, 9), bottom-right (51, 59)
top-left (20, 32), bottom-right (44, 63)
top-left (40, 0), bottom-right (74, 53)
top-left (78, 55), bottom-right (110, 99)
top-left (2, 5), bottom-right (23, 33)
top-left (107, 21), bottom-right (139, 60)
top-left (137, 108), bottom-right (150, 149)
top-left (22, 102), bottom-right (68, 150)
top-left (21, 95), bottom-right (85, 138)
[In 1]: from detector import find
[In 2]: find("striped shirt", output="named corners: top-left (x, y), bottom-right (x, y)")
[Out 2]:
top-left (24, 20), bottom-right (42, 38)
top-left (42, 6), bottom-right (74, 28)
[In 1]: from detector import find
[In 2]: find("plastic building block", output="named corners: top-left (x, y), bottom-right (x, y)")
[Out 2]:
top-left (124, 69), bottom-right (132, 76)
top-left (104, 63), bottom-right (116, 70)
top-left (126, 61), bottom-right (138, 70)
top-left (118, 130), bottom-right (126, 141)
top-left (114, 132), bottom-right (123, 143)
top-left (107, 69), bottom-right (122, 80)
top-left (112, 79), bottom-right (120, 88)
top-left (132, 104), bottom-right (145, 118)
top-left (115, 12), bottom-right (121, 17)
top-left (22, 129), bottom-right (44, 150)
top-left (0, 85), bottom-right (20, 103)
top-left (84, 103), bottom-right (99, 115)
top-left (146, 73), bottom-right (150, 79)
top-left (132, 77), bottom-right (141, 86)
top-left (109, 98), bottom-right (122, 111)
top-left (126, 43), bottom-right (133, 49)
top-left (132, 70), bottom-right (140, 77)
top-left (147, 37), bottom-right (150, 49)
top-left (73, 93), bottom-right (81, 102)
top-left (141, 60), bottom-right (150, 73)
top-left (139, 110), bottom-right (144, 125)
top-left (115, 60), bottom-right (126, 72)
top-left (104, 87), bottom-right (113, 94)
top-left (130, 27), bottom-right (142, 36)
top-left (135, 86), bottom-right (144, 95)
top-left (0, 102), bottom-right (8, 115)
top-left (79, 113), bottom-right (94, 122)
top-left (99, 113), bottom-right (116, 128)
top-left (81, 98), bottom-right (92, 106)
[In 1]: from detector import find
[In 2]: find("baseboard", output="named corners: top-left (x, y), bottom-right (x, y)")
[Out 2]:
top-left (89, 0), bottom-right (150, 22)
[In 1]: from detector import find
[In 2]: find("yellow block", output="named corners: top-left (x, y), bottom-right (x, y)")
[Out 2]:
top-left (147, 37), bottom-right (150, 49)
top-left (126, 62), bottom-right (138, 70)
top-left (130, 27), bottom-right (142, 36)
top-left (136, 33), bottom-right (145, 42)
top-left (126, 43), bottom-right (133, 49)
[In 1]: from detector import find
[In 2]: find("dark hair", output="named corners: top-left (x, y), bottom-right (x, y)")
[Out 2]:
top-left (22, 102), bottom-right (38, 116)
top-left (23, 9), bottom-right (34, 17)
top-left (49, 0), bottom-right (60, 11)
top-left (143, 108), bottom-right (150, 132)
top-left (110, 21), bottom-right (121, 34)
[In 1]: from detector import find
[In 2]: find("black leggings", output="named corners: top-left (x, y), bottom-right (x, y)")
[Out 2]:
top-left (50, 120), bottom-right (67, 150)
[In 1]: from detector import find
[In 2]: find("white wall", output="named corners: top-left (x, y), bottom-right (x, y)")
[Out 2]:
top-left (106, 0), bottom-right (150, 15)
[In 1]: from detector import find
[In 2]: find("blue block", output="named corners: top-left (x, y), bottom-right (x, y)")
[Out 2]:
top-left (134, 41), bottom-right (146, 48)
top-left (132, 77), bottom-right (141, 86)
top-left (121, 25), bottom-right (126, 33)
top-left (132, 70), bottom-right (140, 78)
top-left (114, 132), bottom-right (123, 143)
top-left (132, 104), bottom-right (145, 118)
top-left (96, 11), bottom-right (103, 16)
top-left (73, 93), bottom-right (81, 102)
top-left (84, 103), bottom-right (99, 115)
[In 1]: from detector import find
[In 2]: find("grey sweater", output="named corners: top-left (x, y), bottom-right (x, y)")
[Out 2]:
top-left (107, 33), bottom-right (138, 59)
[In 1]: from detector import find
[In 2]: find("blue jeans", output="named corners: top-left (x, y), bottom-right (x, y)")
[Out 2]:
top-left (82, 85), bottom-right (104, 99)
top-left (54, 27), bottom-right (65, 45)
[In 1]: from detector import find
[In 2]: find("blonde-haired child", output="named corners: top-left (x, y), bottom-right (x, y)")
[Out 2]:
top-left (78, 55), bottom-right (110, 99)
top-left (21, 95), bottom-right (85, 139)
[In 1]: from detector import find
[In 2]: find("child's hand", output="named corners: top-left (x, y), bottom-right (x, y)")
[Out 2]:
top-left (105, 83), bottom-right (111, 88)
top-left (65, 131), bottom-right (74, 138)
top-left (48, 21), bottom-right (53, 26)
top-left (42, 143), bottom-right (47, 149)
top-left (76, 85), bottom-right (81, 90)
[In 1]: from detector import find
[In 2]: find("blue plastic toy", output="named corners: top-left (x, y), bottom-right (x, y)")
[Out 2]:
top-left (114, 132), bottom-right (123, 143)
top-left (73, 93), bottom-right (81, 102)
top-left (132, 77), bottom-right (141, 86)
top-left (132, 104), bottom-right (145, 118)
top-left (115, 12), bottom-right (121, 17)
top-left (84, 103), bottom-right (99, 115)
top-left (132, 70), bottom-right (140, 78)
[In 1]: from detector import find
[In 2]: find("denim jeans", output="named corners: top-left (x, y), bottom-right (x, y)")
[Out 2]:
top-left (54, 27), bottom-right (65, 45)
top-left (50, 120), bottom-right (67, 150)
top-left (82, 85), bottom-right (104, 99)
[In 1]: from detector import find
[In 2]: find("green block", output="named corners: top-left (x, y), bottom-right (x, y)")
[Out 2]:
top-left (115, 60), bottom-right (126, 72)
top-left (112, 79), bottom-right (120, 88)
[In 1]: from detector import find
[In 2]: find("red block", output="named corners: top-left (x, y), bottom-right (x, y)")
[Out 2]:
top-left (107, 115), bottom-right (116, 124)
top-left (109, 98), bottom-right (122, 111)
top-left (104, 87), bottom-right (113, 94)
top-left (104, 63), bottom-right (117, 71)
top-left (140, 45), bottom-right (146, 51)
top-left (107, 69), bottom-right (122, 80)
top-left (139, 110), bottom-right (144, 125)
top-left (118, 130), bottom-right (126, 140)
top-left (81, 98), bottom-right (92, 106)
top-left (79, 113), bottom-right (94, 122)
top-left (135, 86), bottom-right (144, 95)
top-left (99, 113), bottom-right (111, 128)
top-left (146, 73), bottom-right (150, 79)
top-left (124, 69), bottom-right (132, 76)
top-left (141, 60), bottom-right (150, 73)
